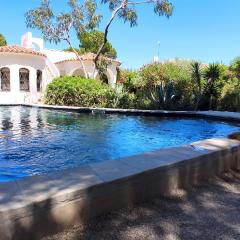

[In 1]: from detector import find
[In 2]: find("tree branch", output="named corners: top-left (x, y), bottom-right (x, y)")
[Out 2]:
top-left (94, 0), bottom-right (128, 65)
top-left (64, 37), bottom-right (88, 78)
top-left (128, 0), bottom-right (153, 5)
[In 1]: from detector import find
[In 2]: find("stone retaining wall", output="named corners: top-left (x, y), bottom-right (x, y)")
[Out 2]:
top-left (0, 137), bottom-right (239, 240)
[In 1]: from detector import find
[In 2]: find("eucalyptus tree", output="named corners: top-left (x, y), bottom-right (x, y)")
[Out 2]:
top-left (94, 0), bottom-right (173, 65)
top-left (25, 0), bottom-right (102, 78)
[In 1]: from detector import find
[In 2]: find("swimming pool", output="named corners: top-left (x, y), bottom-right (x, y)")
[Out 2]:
top-left (0, 106), bottom-right (239, 182)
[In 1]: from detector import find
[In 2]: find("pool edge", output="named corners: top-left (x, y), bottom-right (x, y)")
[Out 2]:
top-left (0, 137), bottom-right (240, 240)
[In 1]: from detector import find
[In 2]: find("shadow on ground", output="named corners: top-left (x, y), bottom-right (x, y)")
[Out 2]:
top-left (42, 170), bottom-right (240, 240)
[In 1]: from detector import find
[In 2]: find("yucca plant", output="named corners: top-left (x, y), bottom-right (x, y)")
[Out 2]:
top-left (157, 81), bottom-right (175, 109)
top-left (203, 63), bottom-right (221, 110)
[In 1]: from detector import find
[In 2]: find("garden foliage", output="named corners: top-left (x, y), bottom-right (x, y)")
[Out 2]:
top-left (45, 57), bottom-right (240, 112)
top-left (45, 76), bottom-right (135, 109)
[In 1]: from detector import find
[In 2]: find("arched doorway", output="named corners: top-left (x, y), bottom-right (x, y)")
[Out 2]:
top-left (72, 68), bottom-right (85, 77)
top-left (95, 72), bottom-right (110, 85)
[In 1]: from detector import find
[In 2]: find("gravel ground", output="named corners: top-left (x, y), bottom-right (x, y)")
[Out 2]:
top-left (43, 170), bottom-right (240, 240)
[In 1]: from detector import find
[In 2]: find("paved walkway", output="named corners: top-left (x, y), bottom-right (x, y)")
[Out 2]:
top-left (43, 170), bottom-right (240, 240)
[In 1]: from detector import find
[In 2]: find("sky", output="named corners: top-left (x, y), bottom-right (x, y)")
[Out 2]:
top-left (0, 0), bottom-right (240, 69)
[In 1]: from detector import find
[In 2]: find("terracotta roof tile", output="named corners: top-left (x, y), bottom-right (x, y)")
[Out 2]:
top-left (0, 45), bottom-right (46, 57)
top-left (55, 52), bottom-right (121, 65)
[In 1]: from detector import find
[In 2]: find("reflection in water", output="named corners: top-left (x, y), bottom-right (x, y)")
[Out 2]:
top-left (0, 106), bottom-right (240, 182)
top-left (1, 108), bottom-right (13, 131)
top-left (2, 119), bottom-right (13, 131)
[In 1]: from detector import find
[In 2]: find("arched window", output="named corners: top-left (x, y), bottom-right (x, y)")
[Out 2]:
top-left (19, 68), bottom-right (30, 91)
top-left (37, 70), bottom-right (42, 92)
top-left (0, 67), bottom-right (10, 91)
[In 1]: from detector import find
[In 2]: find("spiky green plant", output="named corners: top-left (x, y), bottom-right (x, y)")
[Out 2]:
top-left (203, 63), bottom-right (221, 109)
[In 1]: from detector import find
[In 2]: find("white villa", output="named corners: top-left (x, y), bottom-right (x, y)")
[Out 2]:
top-left (0, 32), bottom-right (121, 104)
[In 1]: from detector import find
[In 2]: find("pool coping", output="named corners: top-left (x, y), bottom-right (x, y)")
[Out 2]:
top-left (24, 104), bottom-right (240, 121)
top-left (0, 104), bottom-right (240, 239)
top-left (1, 103), bottom-right (240, 121)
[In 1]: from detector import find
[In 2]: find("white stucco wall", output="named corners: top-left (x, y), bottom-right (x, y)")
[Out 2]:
top-left (56, 60), bottom-right (119, 87)
top-left (0, 53), bottom-right (57, 104)
top-left (0, 48), bottom-right (120, 105)
top-left (0, 53), bottom-right (119, 104)
top-left (0, 31), bottom-right (121, 104)
top-left (43, 49), bottom-right (76, 63)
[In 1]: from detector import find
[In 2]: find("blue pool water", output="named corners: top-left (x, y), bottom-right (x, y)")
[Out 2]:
top-left (0, 106), bottom-right (239, 182)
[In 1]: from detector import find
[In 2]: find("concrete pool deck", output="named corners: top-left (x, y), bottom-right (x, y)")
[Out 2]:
top-left (0, 104), bottom-right (240, 239)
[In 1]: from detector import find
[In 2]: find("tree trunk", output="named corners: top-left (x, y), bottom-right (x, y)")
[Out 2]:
top-left (93, 1), bottom-right (128, 77)
top-left (65, 38), bottom-right (88, 78)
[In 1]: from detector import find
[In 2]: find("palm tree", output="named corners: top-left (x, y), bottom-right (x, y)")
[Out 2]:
top-left (191, 62), bottom-right (202, 110)
top-left (203, 63), bottom-right (221, 110)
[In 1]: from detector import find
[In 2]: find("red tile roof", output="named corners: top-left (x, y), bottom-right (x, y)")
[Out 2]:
top-left (0, 45), bottom-right (46, 57)
top-left (55, 52), bottom-right (121, 64)
top-left (0, 46), bottom-right (120, 65)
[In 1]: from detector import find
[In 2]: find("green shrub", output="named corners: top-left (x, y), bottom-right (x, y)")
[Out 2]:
top-left (219, 79), bottom-right (240, 111)
top-left (118, 92), bottom-right (137, 109)
top-left (137, 62), bottom-right (196, 110)
top-left (44, 57), bottom-right (240, 112)
top-left (45, 76), bottom-right (119, 108)
top-left (117, 69), bottom-right (139, 93)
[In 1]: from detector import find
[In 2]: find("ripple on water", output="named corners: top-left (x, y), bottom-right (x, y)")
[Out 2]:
top-left (0, 106), bottom-right (239, 182)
